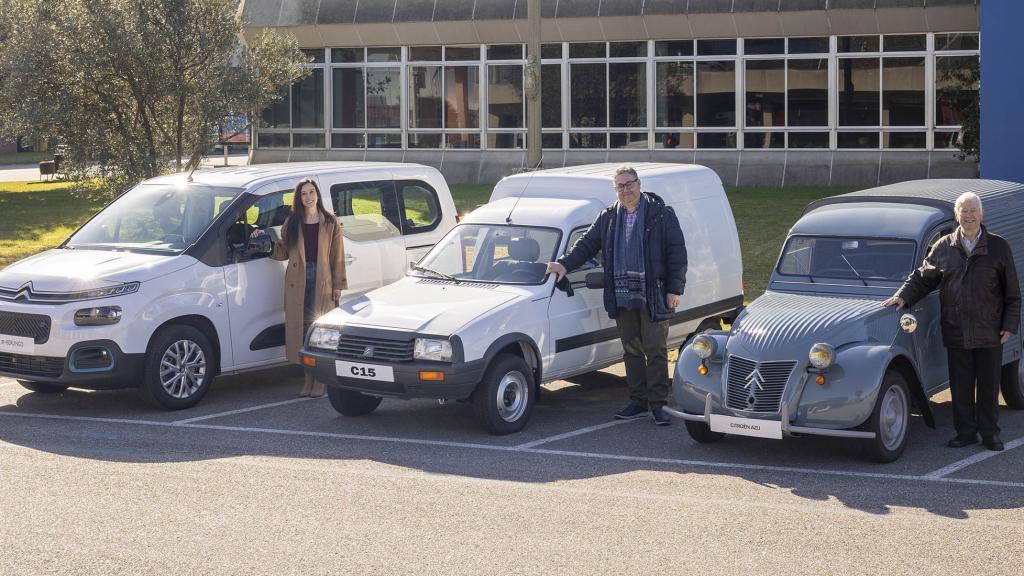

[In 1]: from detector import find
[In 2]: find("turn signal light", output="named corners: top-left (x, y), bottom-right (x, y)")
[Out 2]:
top-left (419, 371), bottom-right (445, 381)
top-left (815, 375), bottom-right (826, 385)
top-left (302, 356), bottom-right (317, 367)
top-left (697, 363), bottom-right (709, 376)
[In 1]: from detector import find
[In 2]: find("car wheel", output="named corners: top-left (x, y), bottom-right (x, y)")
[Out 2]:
top-left (862, 370), bottom-right (910, 463)
top-left (1001, 359), bottom-right (1024, 409)
top-left (17, 380), bottom-right (68, 394)
top-left (473, 353), bottom-right (535, 435)
top-left (139, 325), bottom-right (214, 410)
top-left (684, 420), bottom-right (725, 443)
top-left (326, 386), bottom-right (382, 416)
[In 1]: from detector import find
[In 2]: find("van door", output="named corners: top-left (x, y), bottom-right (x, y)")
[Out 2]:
top-left (913, 226), bottom-right (952, 392)
top-left (396, 180), bottom-right (448, 265)
top-left (321, 176), bottom-right (407, 297)
top-left (545, 227), bottom-right (621, 380)
top-left (220, 187), bottom-right (292, 368)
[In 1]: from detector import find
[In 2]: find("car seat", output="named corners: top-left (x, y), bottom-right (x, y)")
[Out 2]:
top-left (488, 237), bottom-right (546, 283)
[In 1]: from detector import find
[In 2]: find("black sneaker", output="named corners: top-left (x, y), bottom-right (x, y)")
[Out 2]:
top-left (651, 406), bottom-right (672, 426)
top-left (614, 401), bottom-right (649, 420)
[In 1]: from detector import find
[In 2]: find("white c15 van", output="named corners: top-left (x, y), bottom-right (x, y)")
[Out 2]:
top-left (301, 163), bottom-right (744, 434)
top-left (0, 162), bottom-right (457, 408)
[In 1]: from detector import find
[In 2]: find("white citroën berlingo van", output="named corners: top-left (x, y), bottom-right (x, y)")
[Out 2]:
top-left (0, 162), bottom-right (457, 409)
top-left (301, 163), bottom-right (744, 434)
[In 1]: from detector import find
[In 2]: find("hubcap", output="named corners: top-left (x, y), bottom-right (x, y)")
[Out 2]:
top-left (879, 384), bottom-right (908, 451)
top-left (495, 370), bottom-right (528, 423)
top-left (159, 340), bottom-right (207, 399)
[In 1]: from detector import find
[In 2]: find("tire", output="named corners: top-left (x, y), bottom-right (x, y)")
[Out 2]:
top-left (684, 420), bottom-right (725, 443)
top-left (17, 380), bottom-right (68, 394)
top-left (1001, 359), bottom-right (1024, 409)
top-left (138, 325), bottom-right (214, 410)
top-left (326, 386), bottom-right (382, 416)
top-left (472, 353), bottom-right (535, 435)
top-left (862, 370), bottom-right (911, 463)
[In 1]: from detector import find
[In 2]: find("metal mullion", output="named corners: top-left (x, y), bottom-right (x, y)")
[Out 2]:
top-left (647, 40), bottom-right (655, 149)
top-left (926, 33), bottom-right (935, 150)
top-left (736, 39), bottom-right (744, 150)
top-left (400, 47), bottom-right (408, 150)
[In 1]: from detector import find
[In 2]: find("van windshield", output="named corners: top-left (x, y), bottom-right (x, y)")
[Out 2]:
top-left (415, 224), bottom-right (561, 285)
top-left (777, 236), bottom-right (917, 282)
top-left (66, 183), bottom-right (244, 254)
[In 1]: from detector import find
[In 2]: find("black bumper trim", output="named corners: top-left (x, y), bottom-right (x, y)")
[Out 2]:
top-left (0, 340), bottom-right (145, 389)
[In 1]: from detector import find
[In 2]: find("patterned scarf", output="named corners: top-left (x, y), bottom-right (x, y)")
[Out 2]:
top-left (613, 195), bottom-right (646, 310)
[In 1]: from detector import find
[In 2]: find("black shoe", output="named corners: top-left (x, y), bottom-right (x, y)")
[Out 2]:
top-left (650, 406), bottom-right (672, 426)
top-left (982, 435), bottom-right (1004, 451)
top-left (947, 434), bottom-right (979, 448)
top-left (614, 401), bottom-right (649, 420)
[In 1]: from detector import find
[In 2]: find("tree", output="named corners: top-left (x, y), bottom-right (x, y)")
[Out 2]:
top-left (0, 0), bottom-right (309, 193)
top-left (936, 54), bottom-right (980, 162)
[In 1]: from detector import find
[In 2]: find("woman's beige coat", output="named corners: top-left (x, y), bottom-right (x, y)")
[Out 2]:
top-left (271, 214), bottom-right (347, 363)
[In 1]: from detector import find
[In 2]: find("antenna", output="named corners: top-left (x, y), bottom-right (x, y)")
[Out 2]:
top-left (505, 153), bottom-right (544, 224)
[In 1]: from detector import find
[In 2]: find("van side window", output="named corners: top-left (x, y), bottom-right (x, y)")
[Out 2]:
top-left (397, 181), bottom-right (441, 234)
top-left (564, 227), bottom-right (602, 284)
top-left (226, 190), bottom-right (292, 252)
top-left (330, 181), bottom-right (402, 241)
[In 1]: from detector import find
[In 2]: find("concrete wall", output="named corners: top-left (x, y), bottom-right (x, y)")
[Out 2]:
top-left (980, 1), bottom-right (1024, 183)
top-left (251, 148), bottom-right (978, 187)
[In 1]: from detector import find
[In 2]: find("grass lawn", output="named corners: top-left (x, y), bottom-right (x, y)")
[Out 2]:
top-left (0, 180), bottom-right (849, 300)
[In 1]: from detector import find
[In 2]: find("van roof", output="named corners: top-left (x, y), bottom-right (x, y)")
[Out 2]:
top-left (464, 196), bottom-right (606, 231)
top-left (145, 161), bottom-right (419, 189)
top-left (794, 202), bottom-right (948, 239)
top-left (806, 179), bottom-right (1024, 218)
top-left (490, 163), bottom-right (722, 206)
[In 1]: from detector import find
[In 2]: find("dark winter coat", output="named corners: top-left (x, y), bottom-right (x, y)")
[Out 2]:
top-left (558, 192), bottom-right (687, 321)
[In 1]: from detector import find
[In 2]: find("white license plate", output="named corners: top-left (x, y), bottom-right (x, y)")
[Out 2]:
top-left (0, 334), bottom-right (34, 355)
top-left (709, 415), bottom-right (783, 439)
top-left (335, 360), bottom-right (394, 382)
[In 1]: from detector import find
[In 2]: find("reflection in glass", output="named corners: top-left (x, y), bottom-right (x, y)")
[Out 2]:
top-left (697, 61), bottom-right (735, 127)
top-left (409, 46), bottom-right (442, 61)
top-left (745, 38), bottom-right (784, 55)
top-left (487, 44), bottom-right (523, 60)
top-left (408, 133), bottom-right (442, 148)
top-left (541, 133), bottom-right (562, 148)
top-left (697, 39), bottom-right (736, 56)
top-left (291, 69), bottom-right (324, 128)
top-left (883, 132), bottom-right (926, 149)
top-left (936, 56), bottom-right (979, 126)
top-left (331, 48), bottom-right (363, 63)
top-left (569, 133), bottom-right (606, 148)
top-left (446, 46), bottom-right (480, 61)
top-left (292, 133), bottom-right (324, 148)
top-left (610, 42), bottom-right (646, 58)
top-left (655, 40), bottom-right (693, 57)
top-left (488, 65), bottom-right (523, 129)
top-left (656, 62), bottom-right (694, 128)
top-left (446, 133), bottom-right (481, 149)
top-left (367, 133), bottom-right (402, 148)
top-left (655, 133), bottom-right (694, 148)
top-left (788, 37), bottom-right (829, 54)
top-left (745, 60), bottom-right (784, 127)
top-left (838, 58), bottom-right (879, 126)
top-left (409, 66), bottom-right (443, 129)
top-left (366, 68), bottom-right (401, 128)
top-left (610, 133), bottom-right (649, 149)
top-left (788, 59), bottom-right (828, 127)
top-left (445, 66), bottom-right (479, 129)
top-left (744, 132), bottom-right (784, 149)
top-left (697, 133), bottom-right (735, 148)
top-left (332, 68), bottom-right (364, 129)
top-left (571, 63), bottom-right (606, 128)
top-left (883, 57), bottom-right (924, 126)
top-left (367, 47), bottom-right (400, 62)
top-left (488, 133), bottom-right (524, 149)
top-left (788, 132), bottom-right (829, 148)
top-left (838, 36), bottom-right (879, 53)
top-left (610, 63), bottom-right (646, 128)
top-left (331, 133), bottom-right (364, 148)
top-left (541, 64), bottom-right (562, 128)
top-left (936, 33), bottom-right (979, 51)
top-left (837, 132), bottom-right (879, 148)
top-left (883, 35), bottom-right (926, 52)
top-left (261, 87), bottom-right (290, 129)
top-left (569, 43), bottom-right (605, 59)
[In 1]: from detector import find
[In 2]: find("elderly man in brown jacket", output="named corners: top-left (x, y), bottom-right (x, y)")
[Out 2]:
top-left (884, 192), bottom-right (1021, 451)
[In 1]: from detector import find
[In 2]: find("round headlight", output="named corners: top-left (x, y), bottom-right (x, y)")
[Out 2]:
top-left (808, 343), bottom-right (835, 369)
top-left (691, 334), bottom-right (716, 360)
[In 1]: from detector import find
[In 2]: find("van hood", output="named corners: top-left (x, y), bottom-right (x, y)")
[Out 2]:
top-left (728, 291), bottom-right (898, 357)
top-left (321, 278), bottom-right (526, 335)
top-left (0, 248), bottom-right (192, 291)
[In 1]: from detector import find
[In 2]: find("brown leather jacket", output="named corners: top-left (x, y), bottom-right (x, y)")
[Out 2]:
top-left (896, 226), bottom-right (1021, 349)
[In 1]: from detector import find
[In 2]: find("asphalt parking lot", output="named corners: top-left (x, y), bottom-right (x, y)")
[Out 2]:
top-left (1, 364), bottom-right (1022, 575)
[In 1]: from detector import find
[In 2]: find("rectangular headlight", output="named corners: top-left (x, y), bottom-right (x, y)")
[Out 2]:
top-left (414, 338), bottom-right (452, 362)
top-left (74, 306), bottom-right (122, 326)
top-left (308, 325), bottom-right (342, 350)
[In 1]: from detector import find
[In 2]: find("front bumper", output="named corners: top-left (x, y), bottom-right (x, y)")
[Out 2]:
top-left (664, 395), bottom-right (876, 440)
top-left (300, 346), bottom-right (487, 400)
top-left (0, 339), bottom-right (144, 389)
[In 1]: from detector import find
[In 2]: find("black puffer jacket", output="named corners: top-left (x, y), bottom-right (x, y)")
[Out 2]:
top-left (558, 192), bottom-right (687, 321)
top-left (896, 226), bottom-right (1021, 349)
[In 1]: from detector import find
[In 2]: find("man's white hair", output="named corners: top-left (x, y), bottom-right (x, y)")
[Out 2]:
top-left (954, 192), bottom-right (983, 214)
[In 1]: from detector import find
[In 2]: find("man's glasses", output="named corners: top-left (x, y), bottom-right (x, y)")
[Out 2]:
top-left (614, 178), bottom-right (638, 190)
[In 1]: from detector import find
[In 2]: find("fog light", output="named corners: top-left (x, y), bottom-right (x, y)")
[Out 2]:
top-left (697, 363), bottom-right (709, 376)
top-left (815, 375), bottom-right (825, 385)
top-left (302, 356), bottom-right (316, 367)
top-left (419, 371), bottom-right (445, 381)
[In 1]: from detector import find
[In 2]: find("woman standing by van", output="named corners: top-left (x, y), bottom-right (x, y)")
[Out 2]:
top-left (263, 177), bottom-right (347, 397)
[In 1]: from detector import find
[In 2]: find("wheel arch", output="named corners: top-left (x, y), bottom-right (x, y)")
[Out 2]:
top-left (481, 333), bottom-right (542, 393)
top-left (151, 315), bottom-right (222, 377)
top-left (887, 354), bottom-right (934, 429)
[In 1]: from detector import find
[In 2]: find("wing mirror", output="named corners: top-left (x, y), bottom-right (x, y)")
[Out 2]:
top-left (244, 233), bottom-right (273, 258)
top-left (584, 272), bottom-right (604, 290)
top-left (555, 276), bottom-right (575, 297)
top-left (899, 313), bottom-right (918, 334)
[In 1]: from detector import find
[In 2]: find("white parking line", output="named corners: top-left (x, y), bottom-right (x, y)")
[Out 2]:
top-left (171, 397), bottom-right (319, 425)
top-left (1, 410), bottom-right (1023, 489)
top-left (512, 419), bottom-right (639, 449)
top-left (923, 435), bottom-right (1024, 479)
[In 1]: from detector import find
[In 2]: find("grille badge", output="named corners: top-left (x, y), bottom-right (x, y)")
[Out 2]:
top-left (744, 368), bottom-right (766, 391)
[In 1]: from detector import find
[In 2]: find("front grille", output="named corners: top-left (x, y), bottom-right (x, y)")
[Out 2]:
top-left (0, 311), bottom-right (52, 344)
top-left (337, 334), bottom-right (415, 363)
top-left (725, 355), bottom-right (797, 413)
top-left (0, 352), bottom-right (64, 378)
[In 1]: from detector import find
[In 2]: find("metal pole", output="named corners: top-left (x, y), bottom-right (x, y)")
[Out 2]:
top-left (526, 0), bottom-right (542, 169)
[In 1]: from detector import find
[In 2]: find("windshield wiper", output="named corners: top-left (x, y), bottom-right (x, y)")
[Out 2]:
top-left (841, 254), bottom-right (869, 286)
top-left (411, 264), bottom-right (460, 284)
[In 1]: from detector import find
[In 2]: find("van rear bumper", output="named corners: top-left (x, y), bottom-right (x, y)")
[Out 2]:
top-left (0, 340), bottom-right (144, 389)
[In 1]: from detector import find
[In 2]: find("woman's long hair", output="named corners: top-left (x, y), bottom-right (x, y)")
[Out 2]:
top-left (284, 177), bottom-right (334, 249)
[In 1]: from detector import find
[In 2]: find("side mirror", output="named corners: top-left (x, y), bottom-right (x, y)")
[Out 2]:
top-left (245, 233), bottom-right (273, 258)
top-left (585, 272), bottom-right (604, 290)
top-left (899, 313), bottom-right (918, 334)
top-left (555, 276), bottom-right (575, 297)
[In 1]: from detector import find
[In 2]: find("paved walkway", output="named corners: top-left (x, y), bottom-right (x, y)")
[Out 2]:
top-left (0, 154), bottom-right (250, 183)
